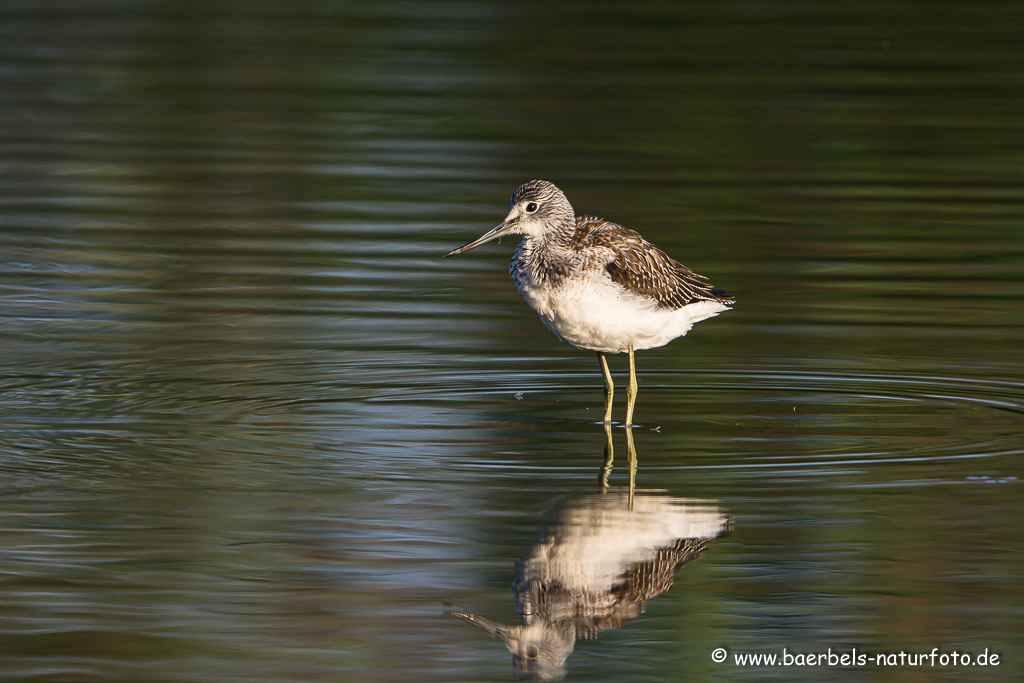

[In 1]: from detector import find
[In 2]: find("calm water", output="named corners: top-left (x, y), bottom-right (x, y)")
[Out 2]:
top-left (2, 1), bottom-right (1023, 682)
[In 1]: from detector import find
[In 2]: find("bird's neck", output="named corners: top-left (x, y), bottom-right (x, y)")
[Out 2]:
top-left (526, 218), bottom-right (577, 255)
top-left (513, 219), bottom-right (579, 287)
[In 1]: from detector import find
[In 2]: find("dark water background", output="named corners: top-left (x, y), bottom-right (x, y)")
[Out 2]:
top-left (1, 1), bottom-right (1022, 681)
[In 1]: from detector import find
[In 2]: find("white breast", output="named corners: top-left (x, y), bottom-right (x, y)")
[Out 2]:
top-left (515, 269), bottom-right (729, 354)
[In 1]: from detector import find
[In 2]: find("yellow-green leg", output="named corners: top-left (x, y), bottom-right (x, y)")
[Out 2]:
top-left (625, 424), bottom-right (637, 509)
top-left (625, 344), bottom-right (638, 427)
top-left (597, 351), bottom-right (614, 424)
top-left (599, 420), bottom-right (614, 489)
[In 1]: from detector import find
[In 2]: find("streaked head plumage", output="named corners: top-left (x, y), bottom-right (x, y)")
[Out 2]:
top-left (443, 180), bottom-right (575, 257)
top-left (505, 180), bottom-right (575, 235)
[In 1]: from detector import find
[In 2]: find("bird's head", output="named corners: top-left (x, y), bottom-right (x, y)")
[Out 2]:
top-left (444, 180), bottom-right (575, 257)
top-left (448, 606), bottom-right (575, 681)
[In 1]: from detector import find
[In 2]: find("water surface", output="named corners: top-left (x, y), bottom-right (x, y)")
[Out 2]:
top-left (1, 1), bottom-right (1022, 682)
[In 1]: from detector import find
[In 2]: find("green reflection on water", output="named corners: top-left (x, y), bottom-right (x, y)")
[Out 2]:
top-left (1, 1), bottom-right (1022, 682)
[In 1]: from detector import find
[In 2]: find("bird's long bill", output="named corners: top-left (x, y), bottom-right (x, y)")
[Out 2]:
top-left (448, 608), bottom-right (515, 643)
top-left (443, 222), bottom-right (512, 257)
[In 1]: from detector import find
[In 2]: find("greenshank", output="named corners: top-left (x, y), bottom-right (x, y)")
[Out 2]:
top-left (444, 180), bottom-right (733, 425)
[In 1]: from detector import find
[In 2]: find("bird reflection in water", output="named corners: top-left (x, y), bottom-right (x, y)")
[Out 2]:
top-left (450, 427), bottom-right (732, 681)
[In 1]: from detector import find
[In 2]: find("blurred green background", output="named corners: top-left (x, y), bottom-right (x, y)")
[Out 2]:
top-left (1, 1), bottom-right (1022, 682)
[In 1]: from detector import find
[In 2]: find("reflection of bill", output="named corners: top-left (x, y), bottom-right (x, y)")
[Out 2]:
top-left (450, 492), bottom-right (732, 681)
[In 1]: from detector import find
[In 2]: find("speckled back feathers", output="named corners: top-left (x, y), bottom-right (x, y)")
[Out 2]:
top-left (512, 211), bottom-right (734, 312)
top-left (572, 216), bottom-right (734, 310)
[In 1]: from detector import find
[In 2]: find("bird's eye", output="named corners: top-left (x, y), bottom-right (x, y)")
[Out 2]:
top-left (525, 202), bottom-right (538, 213)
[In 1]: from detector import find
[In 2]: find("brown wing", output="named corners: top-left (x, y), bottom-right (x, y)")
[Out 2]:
top-left (572, 216), bottom-right (735, 310)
